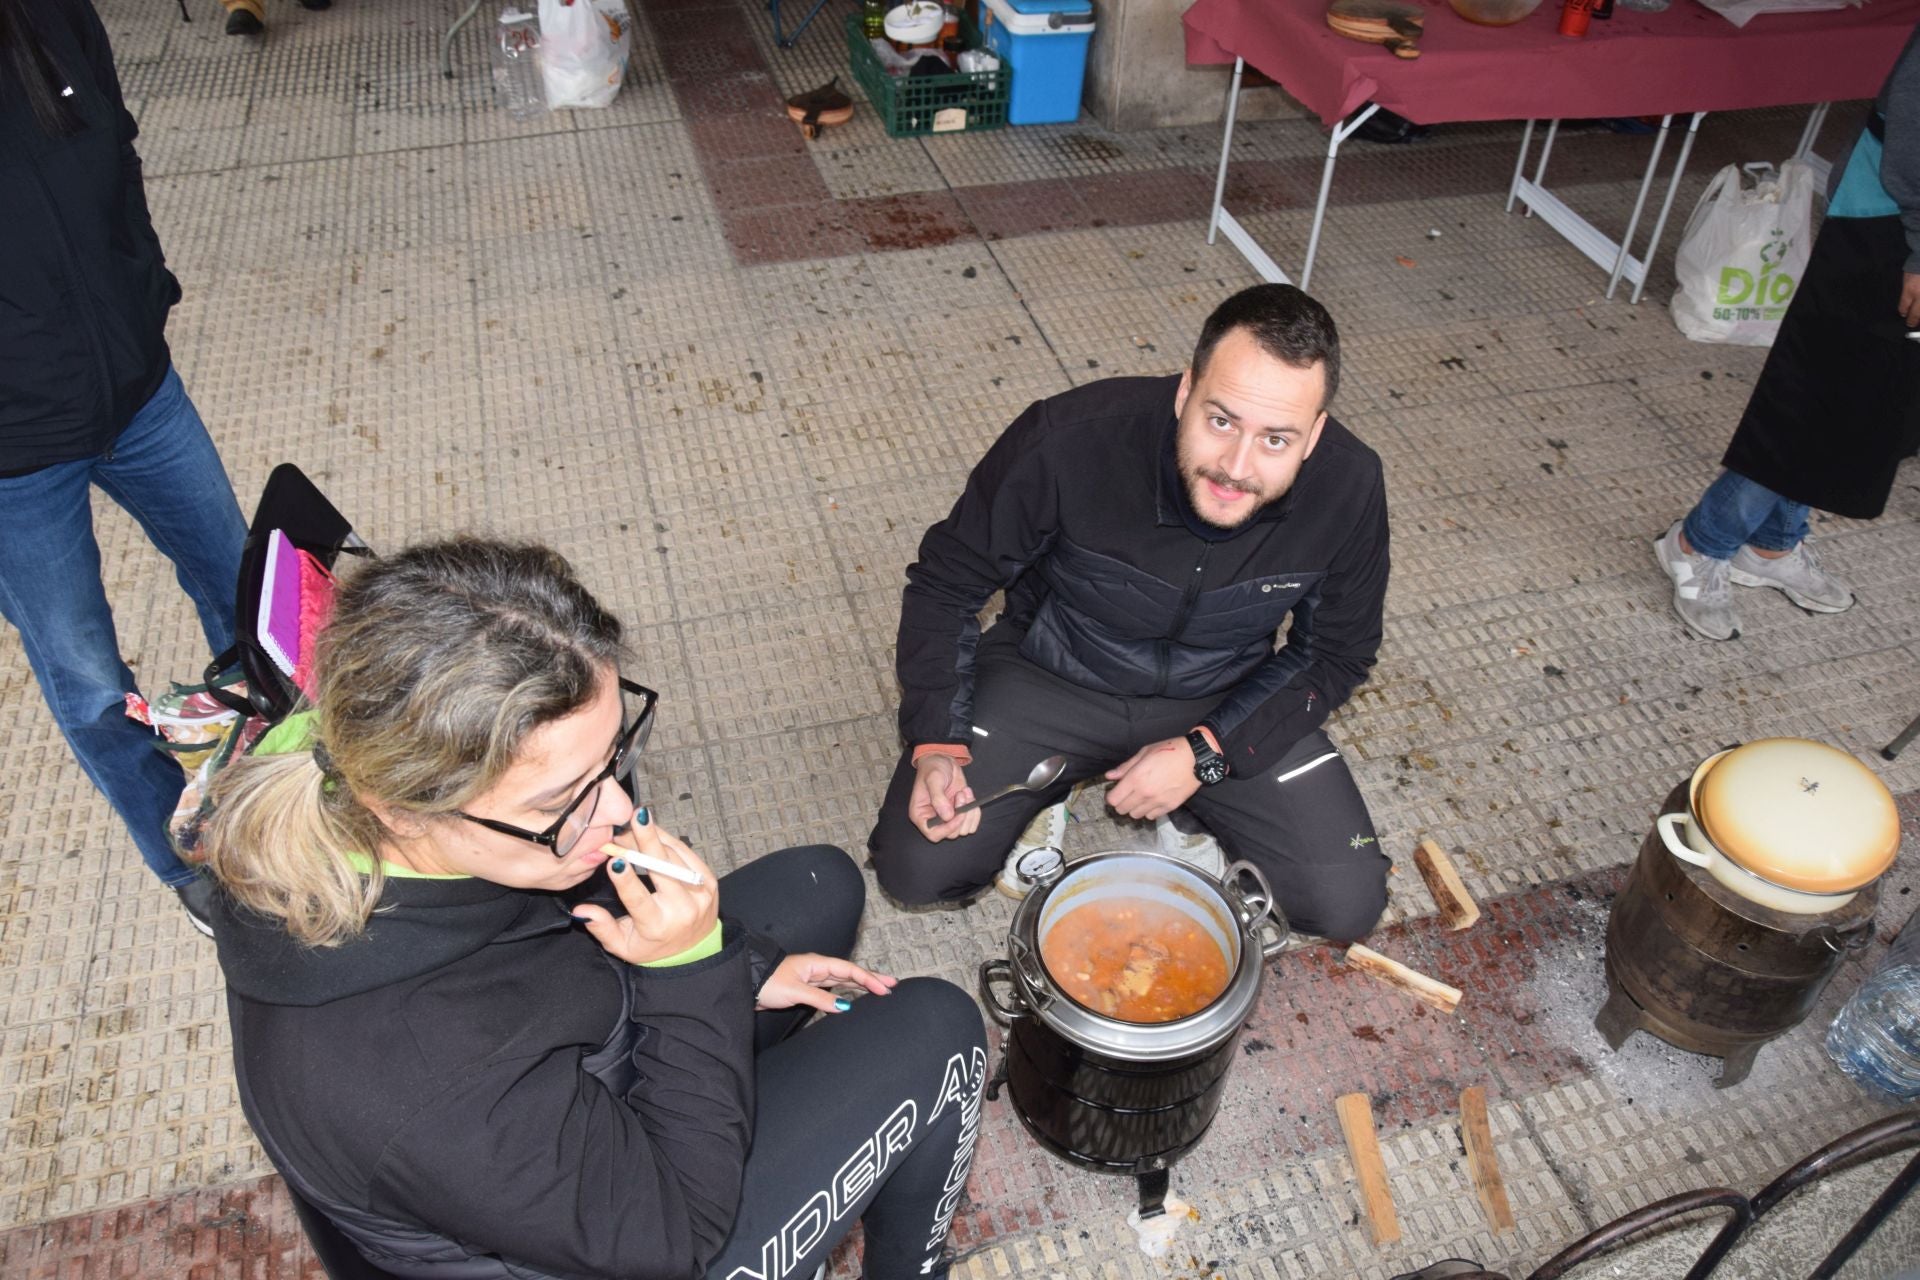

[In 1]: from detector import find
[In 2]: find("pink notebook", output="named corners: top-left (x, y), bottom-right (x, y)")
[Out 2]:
top-left (257, 529), bottom-right (304, 679)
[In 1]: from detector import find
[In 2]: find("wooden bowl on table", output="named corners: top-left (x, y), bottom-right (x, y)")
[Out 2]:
top-left (1448, 0), bottom-right (1546, 25)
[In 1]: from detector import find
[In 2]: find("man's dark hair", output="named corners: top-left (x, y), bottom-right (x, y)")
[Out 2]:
top-left (1190, 284), bottom-right (1340, 411)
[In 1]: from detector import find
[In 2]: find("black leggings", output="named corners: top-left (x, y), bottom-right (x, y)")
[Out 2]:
top-left (705, 847), bottom-right (988, 1280)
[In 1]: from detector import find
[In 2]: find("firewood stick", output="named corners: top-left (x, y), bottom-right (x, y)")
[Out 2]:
top-left (1414, 838), bottom-right (1481, 931)
top-left (1335, 1092), bottom-right (1401, 1246)
top-left (1344, 943), bottom-right (1463, 1013)
top-left (1459, 1086), bottom-right (1516, 1233)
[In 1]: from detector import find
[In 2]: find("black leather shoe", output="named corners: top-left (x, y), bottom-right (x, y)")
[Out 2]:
top-left (224, 7), bottom-right (263, 33)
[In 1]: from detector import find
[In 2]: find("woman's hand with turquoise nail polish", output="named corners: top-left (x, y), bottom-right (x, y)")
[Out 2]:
top-left (571, 821), bottom-right (716, 965)
top-left (754, 953), bottom-right (896, 1013)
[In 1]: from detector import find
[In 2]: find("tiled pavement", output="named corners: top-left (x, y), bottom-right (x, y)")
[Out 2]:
top-left (2, 0), bottom-right (1919, 1276)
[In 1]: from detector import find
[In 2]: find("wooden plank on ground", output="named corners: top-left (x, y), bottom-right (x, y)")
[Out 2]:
top-left (1344, 943), bottom-right (1464, 1013)
top-left (1335, 1092), bottom-right (1401, 1246)
top-left (1460, 1086), bottom-right (1516, 1233)
top-left (1414, 838), bottom-right (1481, 931)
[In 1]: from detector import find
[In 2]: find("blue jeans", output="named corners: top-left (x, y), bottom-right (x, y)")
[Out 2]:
top-left (1681, 470), bottom-right (1809, 561)
top-left (0, 368), bottom-right (247, 886)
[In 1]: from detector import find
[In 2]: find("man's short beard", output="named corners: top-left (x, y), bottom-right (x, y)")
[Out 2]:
top-left (1184, 467), bottom-right (1273, 529)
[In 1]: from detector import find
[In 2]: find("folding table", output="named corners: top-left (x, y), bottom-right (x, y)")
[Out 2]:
top-left (1181, 0), bottom-right (1920, 297)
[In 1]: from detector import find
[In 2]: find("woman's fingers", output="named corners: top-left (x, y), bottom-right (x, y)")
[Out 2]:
top-left (569, 903), bottom-right (646, 963)
top-left (798, 954), bottom-right (896, 996)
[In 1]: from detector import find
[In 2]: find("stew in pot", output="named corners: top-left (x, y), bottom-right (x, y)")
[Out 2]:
top-left (1041, 897), bottom-right (1229, 1023)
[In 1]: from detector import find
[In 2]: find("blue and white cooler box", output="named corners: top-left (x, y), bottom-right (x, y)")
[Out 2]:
top-left (978, 0), bottom-right (1095, 126)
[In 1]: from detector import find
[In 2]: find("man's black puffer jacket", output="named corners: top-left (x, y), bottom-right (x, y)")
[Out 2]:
top-left (896, 374), bottom-right (1390, 779)
top-left (0, 0), bottom-right (177, 471)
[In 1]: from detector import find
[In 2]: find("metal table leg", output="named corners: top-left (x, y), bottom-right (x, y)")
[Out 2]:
top-left (1606, 114), bottom-right (1674, 298)
top-left (769, 0), bottom-right (834, 48)
top-left (1206, 58), bottom-right (1244, 247)
top-left (1628, 112), bottom-right (1704, 304)
top-left (441, 0), bottom-right (486, 78)
top-left (1794, 101), bottom-right (1832, 161)
top-left (1299, 102), bottom-right (1377, 291)
top-left (1510, 114), bottom-right (1702, 303)
top-left (1506, 119), bottom-right (1537, 212)
top-left (1205, 58), bottom-right (1292, 285)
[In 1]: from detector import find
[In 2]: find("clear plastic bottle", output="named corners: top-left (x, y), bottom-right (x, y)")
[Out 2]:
top-left (491, 8), bottom-right (548, 122)
top-left (1825, 907), bottom-right (1920, 1101)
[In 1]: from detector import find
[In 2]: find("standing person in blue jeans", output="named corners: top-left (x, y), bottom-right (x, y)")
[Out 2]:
top-left (1, 0), bottom-right (247, 931)
top-left (1656, 31), bottom-right (1920, 641)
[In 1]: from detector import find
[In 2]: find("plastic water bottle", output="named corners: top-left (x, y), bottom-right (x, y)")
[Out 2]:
top-left (491, 8), bottom-right (547, 122)
top-left (1825, 908), bottom-right (1920, 1101)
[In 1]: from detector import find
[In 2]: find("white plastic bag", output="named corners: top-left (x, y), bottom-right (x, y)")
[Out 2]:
top-left (1670, 160), bottom-right (1816, 347)
top-left (537, 0), bottom-right (630, 110)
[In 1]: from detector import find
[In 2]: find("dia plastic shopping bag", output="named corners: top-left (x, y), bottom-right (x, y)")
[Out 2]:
top-left (1670, 160), bottom-right (1816, 347)
top-left (538, 0), bottom-right (631, 109)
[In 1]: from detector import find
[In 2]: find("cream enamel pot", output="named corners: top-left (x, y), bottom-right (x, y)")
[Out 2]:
top-left (1655, 739), bottom-right (1899, 914)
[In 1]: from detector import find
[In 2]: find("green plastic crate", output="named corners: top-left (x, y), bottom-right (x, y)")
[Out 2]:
top-left (845, 14), bottom-right (1009, 138)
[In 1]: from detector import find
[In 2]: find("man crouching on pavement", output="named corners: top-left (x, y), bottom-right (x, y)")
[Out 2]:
top-left (867, 283), bottom-right (1392, 942)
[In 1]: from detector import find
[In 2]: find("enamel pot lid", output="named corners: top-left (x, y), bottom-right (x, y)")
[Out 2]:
top-left (1693, 738), bottom-right (1899, 894)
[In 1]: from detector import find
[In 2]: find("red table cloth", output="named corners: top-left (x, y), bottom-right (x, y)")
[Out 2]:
top-left (1183, 0), bottom-right (1920, 127)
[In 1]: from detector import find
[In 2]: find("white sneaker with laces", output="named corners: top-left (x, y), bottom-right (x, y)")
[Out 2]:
top-left (1654, 520), bottom-right (1740, 641)
top-left (1728, 540), bottom-right (1855, 613)
top-left (1153, 811), bottom-right (1226, 879)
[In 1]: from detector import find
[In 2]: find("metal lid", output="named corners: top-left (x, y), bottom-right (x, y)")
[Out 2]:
top-left (1002, 851), bottom-right (1267, 1062)
top-left (1694, 738), bottom-right (1899, 894)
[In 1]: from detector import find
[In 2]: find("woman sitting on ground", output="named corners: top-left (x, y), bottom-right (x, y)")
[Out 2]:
top-left (201, 537), bottom-right (987, 1280)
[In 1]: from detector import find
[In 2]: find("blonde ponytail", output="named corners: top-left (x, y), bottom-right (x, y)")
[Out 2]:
top-left (205, 745), bottom-right (387, 947)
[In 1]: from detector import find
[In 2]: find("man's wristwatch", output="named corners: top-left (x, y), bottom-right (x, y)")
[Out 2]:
top-left (1187, 730), bottom-right (1229, 786)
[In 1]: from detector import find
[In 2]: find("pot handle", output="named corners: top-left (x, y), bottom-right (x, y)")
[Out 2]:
top-left (978, 958), bottom-right (1028, 1025)
top-left (1804, 919), bottom-right (1876, 957)
top-left (1224, 859), bottom-right (1292, 959)
top-left (1655, 813), bottom-right (1712, 868)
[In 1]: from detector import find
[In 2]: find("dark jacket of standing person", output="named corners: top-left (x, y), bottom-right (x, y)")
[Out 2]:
top-left (0, 0), bottom-right (178, 472)
top-left (1718, 28), bottom-right (1920, 519)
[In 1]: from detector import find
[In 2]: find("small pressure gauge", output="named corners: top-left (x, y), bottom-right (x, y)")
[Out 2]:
top-left (1015, 844), bottom-right (1066, 889)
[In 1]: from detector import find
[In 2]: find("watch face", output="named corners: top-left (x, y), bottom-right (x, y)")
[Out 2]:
top-left (1189, 732), bottom-right (1228, 785)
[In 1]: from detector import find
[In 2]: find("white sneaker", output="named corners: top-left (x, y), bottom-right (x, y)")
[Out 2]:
top-left (995, 800), bottom-right (1068, 899)
top-left (1154, 811), bottom-right (1226, 879)
top-left (1654, 520), bottom-right (1740, 641)
top-left (1728, 540), bottom-right (1854, 613)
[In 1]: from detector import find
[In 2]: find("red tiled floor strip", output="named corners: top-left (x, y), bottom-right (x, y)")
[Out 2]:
top-left (635, 0), bottom-right (1838, 267)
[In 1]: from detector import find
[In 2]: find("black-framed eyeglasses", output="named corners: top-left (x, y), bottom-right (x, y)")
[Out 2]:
top-left (457, 679), bottom-right (657, 858)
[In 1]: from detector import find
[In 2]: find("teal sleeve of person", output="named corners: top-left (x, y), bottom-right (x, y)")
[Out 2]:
top-left (1830, 129), bottom-right (1899, 220)
top-left (638, 920), bottom-right (725, 968)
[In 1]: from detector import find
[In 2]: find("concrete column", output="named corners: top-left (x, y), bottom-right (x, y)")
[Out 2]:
top-left (1082, 0), bottom-right (1313, 132)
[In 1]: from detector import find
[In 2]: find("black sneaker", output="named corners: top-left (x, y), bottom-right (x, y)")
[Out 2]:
top-left (225, 7), bottom-right (263, 34)
top-left (174, 874), bottom-right (217, 938)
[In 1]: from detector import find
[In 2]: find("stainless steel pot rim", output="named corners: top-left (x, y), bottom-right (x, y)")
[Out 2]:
top-left (993, 849), bottom-right (1269, 1062)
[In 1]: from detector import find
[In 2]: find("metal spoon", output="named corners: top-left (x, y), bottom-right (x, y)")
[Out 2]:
top-left (938, 755), bottom-right (1068, 823)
